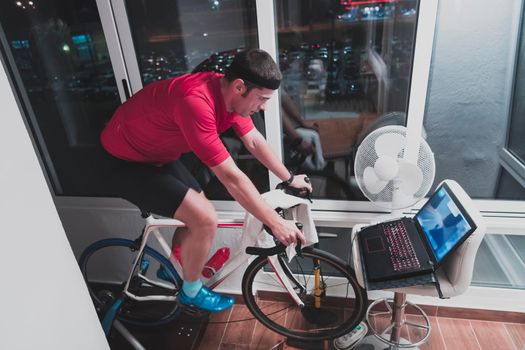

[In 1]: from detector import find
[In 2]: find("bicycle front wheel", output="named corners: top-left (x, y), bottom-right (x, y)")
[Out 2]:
top-left (242, 247), bottom-right (367, 341)
top-left (79, 238), bottom-right (182, 327)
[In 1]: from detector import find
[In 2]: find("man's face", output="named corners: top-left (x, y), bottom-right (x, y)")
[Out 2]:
top-left (234, 83), bottom-right (274, 117)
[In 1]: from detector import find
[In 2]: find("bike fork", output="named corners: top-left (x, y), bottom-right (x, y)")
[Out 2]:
top-left (268, 256), bottom-right (305, 307)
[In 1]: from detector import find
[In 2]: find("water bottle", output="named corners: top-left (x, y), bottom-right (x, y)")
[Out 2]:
top-left (202, 247), bottom-right (230, 278)
top-left (172, 245), bottom-right (230, 278)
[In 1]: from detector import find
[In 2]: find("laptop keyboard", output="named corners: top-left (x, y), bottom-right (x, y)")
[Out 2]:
top-left (382, 221), bottom-right (421, 272)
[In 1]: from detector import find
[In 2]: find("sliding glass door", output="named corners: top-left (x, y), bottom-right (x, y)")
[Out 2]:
top-left (0, 0), bottom-right (121, 196)
top-left (274, 0), bottom-right (422, 201)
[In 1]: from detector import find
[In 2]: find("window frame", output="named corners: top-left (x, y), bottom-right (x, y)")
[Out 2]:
top-left (500, 0), bottom-right (525, 188)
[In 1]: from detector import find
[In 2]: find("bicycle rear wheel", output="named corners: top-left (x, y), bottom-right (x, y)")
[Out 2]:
top-left (242, 247), bottom-right (367, 341)
top-left (79, 238), bottom-right (182, 327)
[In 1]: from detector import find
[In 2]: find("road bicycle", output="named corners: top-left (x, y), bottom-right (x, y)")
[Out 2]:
top-left (78, 186), bottom-right (367, 346)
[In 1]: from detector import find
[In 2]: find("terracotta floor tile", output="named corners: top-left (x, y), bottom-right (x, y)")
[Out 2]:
top-left (504, 323), bottom-right (525, 350)
top-left (470, 320), bottom-right (516, 350)
top-left (437, 317), bottom-right (481, 349)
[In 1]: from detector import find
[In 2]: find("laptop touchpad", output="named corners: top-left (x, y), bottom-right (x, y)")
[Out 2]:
top-left (365, 237), bottom-right (385, 253)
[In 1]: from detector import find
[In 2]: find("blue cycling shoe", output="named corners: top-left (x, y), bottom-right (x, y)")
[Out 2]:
top-left (178, 286), bottom-right (234, 312)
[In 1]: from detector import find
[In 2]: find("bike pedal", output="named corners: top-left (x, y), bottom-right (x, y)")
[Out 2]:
top-left (332, 322), bottom-right (368, 350)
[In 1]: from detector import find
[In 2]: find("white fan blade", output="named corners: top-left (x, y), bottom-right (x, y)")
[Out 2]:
top-left (363, 166), bottom-right (388, 194)
top-left (374, 156), bottom-right (399, 181)
top-left (375, 133), bottom-right (405, 158)
top-left (397, 161), bottom-right (423, 195)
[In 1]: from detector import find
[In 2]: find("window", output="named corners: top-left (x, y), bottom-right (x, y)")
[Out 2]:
top-left (501, 4), bottom-right (525, 193)
top-left (275, 0), bottom-right (420, 200)
top-left (507, 14), bottom-right (525, 166)
top-left (0, 0), bottom-right (121, 196)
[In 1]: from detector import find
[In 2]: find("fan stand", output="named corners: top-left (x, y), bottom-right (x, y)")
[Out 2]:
top-left (371, 184), bottom-right (409, 224)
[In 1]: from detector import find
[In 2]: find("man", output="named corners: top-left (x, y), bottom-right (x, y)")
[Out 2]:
top-left (100, 49), bottom-right (311, 313)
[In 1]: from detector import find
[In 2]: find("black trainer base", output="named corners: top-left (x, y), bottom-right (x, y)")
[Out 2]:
top-left (108, 311), bottom-right (209, 349)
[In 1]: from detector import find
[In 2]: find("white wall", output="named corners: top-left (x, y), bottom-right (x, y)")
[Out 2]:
top-left (425, 0), bottom-right (521, 196)
top-left (0, 61), bottom-right (108, 349)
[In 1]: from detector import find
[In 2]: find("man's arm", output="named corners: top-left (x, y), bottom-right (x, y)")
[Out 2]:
top-left (240, 128), bottom-right (312, 191)
top-left (211, 157), bottom-right (305, 245)
top-left (242, 128), bottom-right (290, 181)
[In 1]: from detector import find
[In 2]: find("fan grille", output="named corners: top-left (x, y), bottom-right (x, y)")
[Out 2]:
top-left (355, 125), bottom-right (435, 209)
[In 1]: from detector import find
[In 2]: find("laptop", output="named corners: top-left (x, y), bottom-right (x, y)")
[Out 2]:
top-left (358, 181), bottom-right (478, 282)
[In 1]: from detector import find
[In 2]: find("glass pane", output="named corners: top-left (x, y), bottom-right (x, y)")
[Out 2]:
top-left (472, 234), bottom-right (525, 290)
top-left (0, 0), bottom-right (121, 196)
top-left (423, 2), bottom-right (525, 199)
top-left (124, 0), bottom-right (265, 199)
top-left (508, 11), bottom-right (525, 165)
top-left (275, 0), bottom-right (419, 200)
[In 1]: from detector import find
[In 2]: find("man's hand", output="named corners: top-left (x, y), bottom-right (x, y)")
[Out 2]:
top-left (289, 174), bottom-right (312, 194)
top-left (269, 218), bottom-right (306, 246)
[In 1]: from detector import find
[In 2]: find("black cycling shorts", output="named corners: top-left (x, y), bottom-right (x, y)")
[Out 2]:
top-left (102, 151), bottom-right (202, 218)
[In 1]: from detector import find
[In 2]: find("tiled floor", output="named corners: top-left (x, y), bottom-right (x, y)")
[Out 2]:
top-left (198, 304), bottom-right (525, 350)
top-left (106, 302), bottom-right (525, 349)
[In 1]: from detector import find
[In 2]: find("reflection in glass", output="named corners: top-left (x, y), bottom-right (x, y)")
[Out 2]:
top-left (275, 0), bottom-right (419, 200)
top-left (0, 0), bottom-right (121, 196)
top-left (124, 0), bottom-right (267, 199)
top-left (472, 234), bottom-right (525, 290)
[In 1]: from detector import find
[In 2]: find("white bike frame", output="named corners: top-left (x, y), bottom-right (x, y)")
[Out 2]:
top-left (121, 214), bottom-right (305, 307)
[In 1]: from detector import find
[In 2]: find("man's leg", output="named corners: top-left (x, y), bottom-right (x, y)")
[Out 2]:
top-left (172, 189), bottom-right (234, 312)
top-left (173, 189), bottom-right (216, 281)
top-left (115, 158), bottom-right (234, 313)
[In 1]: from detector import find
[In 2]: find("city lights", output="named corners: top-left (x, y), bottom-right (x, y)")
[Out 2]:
top-left (15, 0), bottom-right (36, 9)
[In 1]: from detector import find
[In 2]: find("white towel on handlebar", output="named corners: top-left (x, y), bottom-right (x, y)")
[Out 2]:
top-left (240, 189), bottom-right (318, 261)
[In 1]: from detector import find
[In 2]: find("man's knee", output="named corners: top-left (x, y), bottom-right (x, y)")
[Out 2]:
top-left (176, 190), bottom-right (217, 232)
top-left (193, 209), bottom-right (218, 231)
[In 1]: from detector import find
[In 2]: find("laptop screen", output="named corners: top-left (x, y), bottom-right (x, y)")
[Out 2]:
top-left (415, 183), bottom-right (476, 263)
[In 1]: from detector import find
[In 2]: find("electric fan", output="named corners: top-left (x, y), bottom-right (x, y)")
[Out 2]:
top-left (354, 125), bottom-right (435, 215)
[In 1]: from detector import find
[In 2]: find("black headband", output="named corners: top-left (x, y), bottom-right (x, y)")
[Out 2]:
top-left (227, 61), bottom-right (281, 90)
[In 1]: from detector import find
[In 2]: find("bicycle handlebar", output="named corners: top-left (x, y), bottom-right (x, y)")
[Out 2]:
top-left (245, 222), bottom-right (303, 257)
top-left (244, 181), bottom-right (311, 257)
top-left (276, 180), bottom-right (312, 203)
top-left (245, 241), bottom-right (303, 257)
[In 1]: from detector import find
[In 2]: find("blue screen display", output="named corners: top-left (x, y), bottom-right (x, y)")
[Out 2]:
top-left (415, 186), bottom-right (472, 262)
